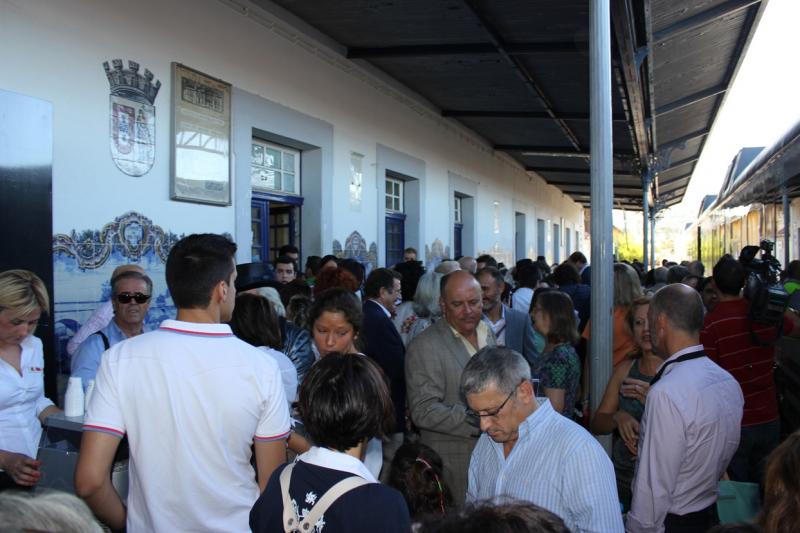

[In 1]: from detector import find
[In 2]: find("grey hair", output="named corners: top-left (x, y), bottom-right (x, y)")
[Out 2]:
top-left (461, 346), bottom-right (531, 397)
top-left (0, 490), bottom-right (103, 533)
top-left (412, 271), bottom-right (444, 319)
top-left (254, 286), bottom-right (286, 317)
top-left (434, 260), bottom-right (461, 274)
top-left (111, 270), bottom-right (153, 296)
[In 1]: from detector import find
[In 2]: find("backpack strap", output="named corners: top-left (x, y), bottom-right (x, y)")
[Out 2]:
top-left (94, 331), bottom-right (110, 351)
top-left (279, 462), bottom-right (372, 532)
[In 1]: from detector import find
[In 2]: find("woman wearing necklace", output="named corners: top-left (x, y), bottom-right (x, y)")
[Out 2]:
top-left (591, 295), bottom-right (660, 511)
top-left (0, 270), bottom-right (61, 490)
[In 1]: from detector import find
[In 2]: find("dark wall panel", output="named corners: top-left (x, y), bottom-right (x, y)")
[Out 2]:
top-left (0, 88), bottom-right (56, 401)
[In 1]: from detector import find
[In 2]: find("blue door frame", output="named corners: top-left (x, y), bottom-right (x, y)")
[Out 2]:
top-left (252, 191), bottom-right (304, 264)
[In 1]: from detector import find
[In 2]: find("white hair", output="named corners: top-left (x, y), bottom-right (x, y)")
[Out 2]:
top-left (254, 286), bottom-right (285, 317)
top-left (0, 490), bottom-right (103, 533)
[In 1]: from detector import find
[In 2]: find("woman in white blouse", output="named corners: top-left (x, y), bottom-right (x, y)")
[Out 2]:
top-left (0, 270), bottom-right (60, 488)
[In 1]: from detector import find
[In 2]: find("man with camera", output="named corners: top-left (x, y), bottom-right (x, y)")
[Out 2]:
top-left (700, 256), bottom-right (800, 486)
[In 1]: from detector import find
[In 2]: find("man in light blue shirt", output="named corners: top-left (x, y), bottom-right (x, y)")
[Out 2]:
top-left (462, 346), bottom-right (623, 533)
top-left (71, 270), bottom-right (152, 388)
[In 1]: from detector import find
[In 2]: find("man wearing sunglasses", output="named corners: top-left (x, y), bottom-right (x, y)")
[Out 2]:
top-left (462, 347), bottom-right (623, 533)
top-left (70, 270), bottom-right (152, 388)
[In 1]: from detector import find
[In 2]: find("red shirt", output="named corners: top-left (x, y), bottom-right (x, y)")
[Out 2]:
top-left (700, 298), bottom-right (793, 427)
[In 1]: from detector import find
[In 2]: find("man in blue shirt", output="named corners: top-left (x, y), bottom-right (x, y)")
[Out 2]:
top-left (462, 346), bottom-right (623, 533)
top-left (70, 270), bottom-right (152, 387)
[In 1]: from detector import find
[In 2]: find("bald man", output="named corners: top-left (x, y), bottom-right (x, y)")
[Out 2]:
top-left (66, 264), bottom-right (146, 356)
top-left (457, 256), bottom-right (477, 274)
top-left (405, 270), bottom-right (496, 503)
top-left (627, 284), bottom-right (743, 533)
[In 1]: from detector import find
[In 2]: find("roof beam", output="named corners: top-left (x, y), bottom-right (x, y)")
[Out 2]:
top-left (346, 41), bottom-right (584, 58)
top-left (497, 145), bottom-right (636, 159)
top-left (526, 166), bottom-right (636, 177)
top-left (659, 128), bottom-right (710, 151)
top-left (611, 0), bottom-right (651, 163)
top-left (661, 156), bottom-right (698, 172)
top-left (658, 172), bottom-right (691, 187)
top-left (653, 0), bottom-right (761, 44)
top-left (495, 145), bottom-right (588, 157)
top-left (442, 109), bottom-right (627, 122)
top-left (462, 0), bottom-right (584, 153)
top-left (655, 85), bottom-right (727, 117)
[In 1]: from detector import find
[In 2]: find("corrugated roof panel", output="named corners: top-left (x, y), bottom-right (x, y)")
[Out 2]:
top-left (652, 10), bottom-right (748, 107)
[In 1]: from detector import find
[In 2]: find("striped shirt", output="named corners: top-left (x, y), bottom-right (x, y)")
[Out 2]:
top-left (467, 399), bottom-right (623, 533)
top-left (700, 298), bottom-right (793, 426)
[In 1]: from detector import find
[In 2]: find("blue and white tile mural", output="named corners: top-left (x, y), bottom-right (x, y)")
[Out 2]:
top-left (52, 212), bottom-right (182, 375)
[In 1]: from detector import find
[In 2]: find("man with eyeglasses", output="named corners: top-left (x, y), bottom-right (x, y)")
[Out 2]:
top-left (70, 270), bottom-right (152, 388)
top-left (462, 347), bottom-right (623, 533)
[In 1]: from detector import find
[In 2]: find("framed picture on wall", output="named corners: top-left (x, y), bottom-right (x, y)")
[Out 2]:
top-left (170, 63), bottom-right (232, 205)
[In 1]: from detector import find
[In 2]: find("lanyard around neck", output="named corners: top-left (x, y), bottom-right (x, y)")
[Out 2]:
top-left (649, 350), bottom-right (706, 387)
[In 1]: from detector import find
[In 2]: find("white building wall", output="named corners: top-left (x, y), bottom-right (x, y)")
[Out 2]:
top-left (1, 0), bottom-right (584, 367)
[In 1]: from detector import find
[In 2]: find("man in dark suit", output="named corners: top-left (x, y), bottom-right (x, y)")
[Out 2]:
top-left (360, 267), bottom-right (405, 477)
top-left (477, 267), bottom-right (539, 369)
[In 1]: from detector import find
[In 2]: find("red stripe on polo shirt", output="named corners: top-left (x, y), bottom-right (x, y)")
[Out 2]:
top-left (159, 326), bottom-right (233, 337)
top-left (83, 424), bottom-right (125, 438)
top-left (254, 430), bottom-right (291, 442)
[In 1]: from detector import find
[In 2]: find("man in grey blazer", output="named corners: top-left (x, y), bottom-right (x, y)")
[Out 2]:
top-left (405, 270), bottom-right (496, 504)
top-left (477, 267), bottom-right (540, 370)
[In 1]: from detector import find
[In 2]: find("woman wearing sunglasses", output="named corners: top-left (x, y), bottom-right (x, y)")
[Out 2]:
top-left (0, 269), bottom-right (61, 489)
top-left (70, 271), bottom-right (152, 388)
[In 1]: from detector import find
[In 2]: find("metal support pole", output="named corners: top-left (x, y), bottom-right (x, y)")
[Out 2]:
top-left (650, 211), bottom-right (656, 267)
top-left (784, 188), bottom-right (791, 266)
top-left (642, 170), bottom-right (651, 271)
top-left (589, 0), bottom-right (613, 453)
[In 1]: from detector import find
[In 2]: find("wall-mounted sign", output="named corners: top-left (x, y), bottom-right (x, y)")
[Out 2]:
top-left (104, 59), bottom-right (161, 177)
top-left (170, 63), bottom-right (232, 206)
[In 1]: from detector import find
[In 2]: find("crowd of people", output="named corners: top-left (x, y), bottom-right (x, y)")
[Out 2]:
top-left (2, 237), bottom-right (800, 532)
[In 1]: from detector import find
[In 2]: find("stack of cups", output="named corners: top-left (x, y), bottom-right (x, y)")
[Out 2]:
top-left (64, 376), bottom-right (85, 417)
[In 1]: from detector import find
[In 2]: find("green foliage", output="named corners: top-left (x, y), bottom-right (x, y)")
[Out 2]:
top-left (615, 237), bottom-right (643, 262)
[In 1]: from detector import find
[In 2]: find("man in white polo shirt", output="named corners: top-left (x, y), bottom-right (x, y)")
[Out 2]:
top-left (75, 234), bottom-right (290, 532)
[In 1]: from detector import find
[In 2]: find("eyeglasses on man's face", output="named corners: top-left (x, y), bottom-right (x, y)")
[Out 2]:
top-left (466, 379), bottom-right (525, 419)
top-left (116, 292), bottom-right (151, 304)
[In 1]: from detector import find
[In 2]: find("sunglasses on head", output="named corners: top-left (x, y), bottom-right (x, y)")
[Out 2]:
top-left (116, 292), bottom-right (151, 304)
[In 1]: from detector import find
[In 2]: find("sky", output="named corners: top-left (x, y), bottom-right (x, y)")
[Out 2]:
top-left (670, 0), bottom-right (800, 220)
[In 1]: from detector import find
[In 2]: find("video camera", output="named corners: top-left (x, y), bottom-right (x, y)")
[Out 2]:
top-left (739, 240), bottom-right (789, 327)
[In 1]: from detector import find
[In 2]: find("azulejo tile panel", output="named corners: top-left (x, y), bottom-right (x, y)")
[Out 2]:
top-left (52, 212), bottom-right (182, 374)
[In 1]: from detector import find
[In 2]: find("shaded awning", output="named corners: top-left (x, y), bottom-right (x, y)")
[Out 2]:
top-left (250, 0), bottom-right (765, 210)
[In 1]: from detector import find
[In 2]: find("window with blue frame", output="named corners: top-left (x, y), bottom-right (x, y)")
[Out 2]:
top-left (385, 177), bottom-right (405, 267)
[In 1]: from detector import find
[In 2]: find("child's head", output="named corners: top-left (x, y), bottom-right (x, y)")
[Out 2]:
top-left (388, 442), bottom-right (451, 518)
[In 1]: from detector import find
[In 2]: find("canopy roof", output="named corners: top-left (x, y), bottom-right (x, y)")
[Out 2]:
top-left (253, 0), bottom-right (766, 210)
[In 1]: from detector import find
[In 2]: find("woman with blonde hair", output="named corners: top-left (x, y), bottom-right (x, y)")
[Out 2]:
top-left (591, 295), bottom-right (660, 510)
top-left (0, 270), bottom-right (61, 489)
top-left (581, 262), bottom-right (642, 367)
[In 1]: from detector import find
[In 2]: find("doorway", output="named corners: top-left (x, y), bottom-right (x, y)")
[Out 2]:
top-left (251, 194), bottom-right (303, 264)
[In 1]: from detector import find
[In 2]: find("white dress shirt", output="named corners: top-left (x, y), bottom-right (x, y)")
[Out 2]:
top-left (626, 345), bottom-right (743, 533)
top-left (0, 335), bottom-right (54, 459)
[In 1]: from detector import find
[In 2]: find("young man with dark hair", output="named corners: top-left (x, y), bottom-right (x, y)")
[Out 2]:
top-left (476, 254), bottom-right (498, 270)
top-left (76, 234), bottom-right (290, 532)
top-left (700, 257), bottom-right (800, 487)
top-left (278, 244), bottom-right (300, 265)
top-left (360, 268), bottom-right (405, 475)
top-left (274, 255), bottom-right (298, 284)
